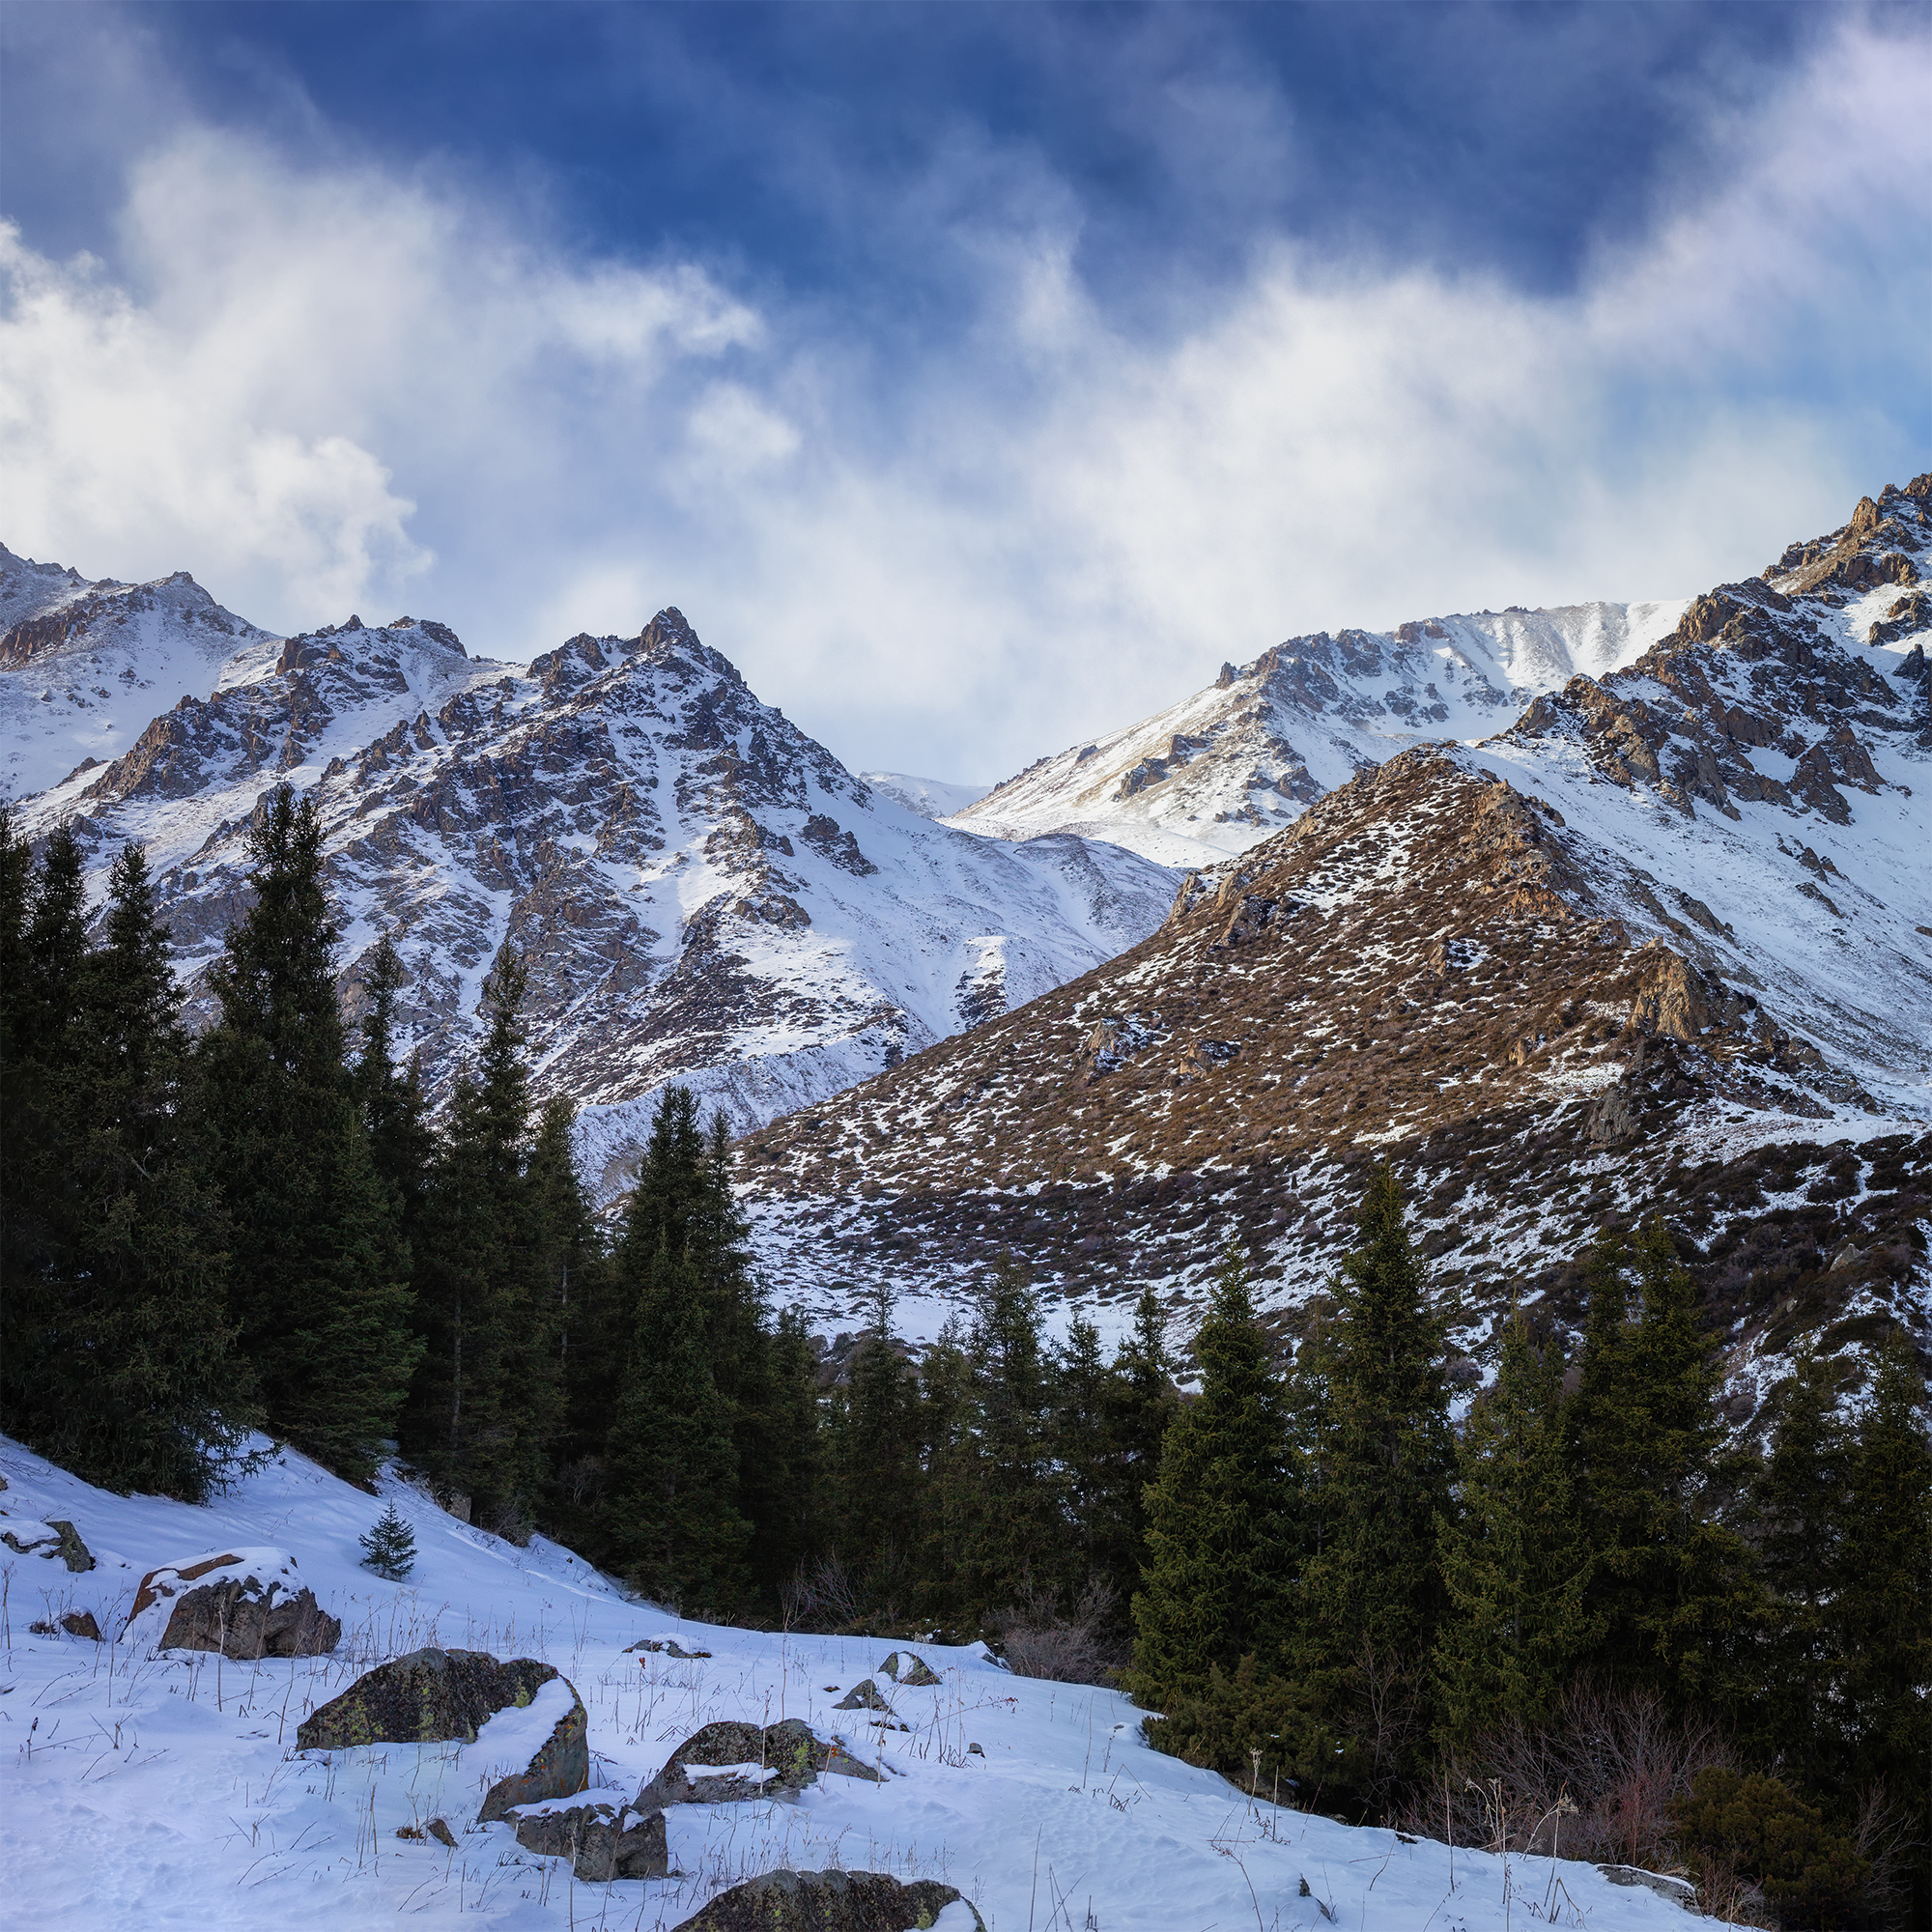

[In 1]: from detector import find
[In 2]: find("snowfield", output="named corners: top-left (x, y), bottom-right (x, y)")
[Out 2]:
top-left (1, 1434), bottom-right (1714, 1931)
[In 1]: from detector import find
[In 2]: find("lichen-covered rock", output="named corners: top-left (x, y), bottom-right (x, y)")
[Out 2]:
top-left (512, 1795), bottom-right (668, 1881)
top-left (637, 1718), bottom-right (879, 1811)
top-left (126, 1548), bottom-right (337, 1657)
top-left (878, 1651), bottom-right (941, 1688)
top-left (296, 1647), bottom-right (560, 1750)
top-left (669, 1868), bottom-right (983, 1931)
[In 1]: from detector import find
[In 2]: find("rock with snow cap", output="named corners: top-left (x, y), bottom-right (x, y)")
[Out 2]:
top-left (877, 1650), bottom-right (941, 1687)
top-left (297, 1646), bottom-right (559, 1750)
top-left (0, 1518), bottom-right (95, 1572)
top-left (510, 1791), bottom-right (668, 1880)
top-left (636, 1717), bottom-right (880, 1811)
top-left (124, 1547), bottom-right (337, 1657)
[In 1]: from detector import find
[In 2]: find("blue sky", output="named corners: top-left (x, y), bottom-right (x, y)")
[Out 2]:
top-left (3, 3), bottom-right (1928, 778)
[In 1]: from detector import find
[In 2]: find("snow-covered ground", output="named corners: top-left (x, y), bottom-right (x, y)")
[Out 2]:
top-left (0, 1433), bottom-right (1709, 1931)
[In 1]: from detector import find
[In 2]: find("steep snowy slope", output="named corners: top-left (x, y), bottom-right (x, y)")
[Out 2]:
top-left (861, 772), bottom-right (992, 820)
top-left (950, 599), bottom-right (1690, 866)
top-left (17, 605), bottom-right (1176, 1193)
top-left (740, 481), bottom-right (1932, 1418)
top-left (0, 1429), bottom-right (1720, 1932)
top-left (0, 543), bottom-right (270, 800)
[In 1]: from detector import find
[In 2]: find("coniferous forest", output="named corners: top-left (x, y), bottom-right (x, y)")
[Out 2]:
top-left (2, 793), bottom-right (1928, 1930)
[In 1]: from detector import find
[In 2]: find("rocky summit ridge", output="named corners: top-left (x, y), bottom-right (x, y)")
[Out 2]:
top-left (738, 481), bottom-right (1932, 1421)
top-left (7, 582), bottom-right (1176, 1192)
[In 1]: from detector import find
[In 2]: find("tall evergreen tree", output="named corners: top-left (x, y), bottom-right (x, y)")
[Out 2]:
top-left (1749, 1345), bottom-right (1849, 1786)
top-left (955, 1260), bottom-right (1064, 1609)
top-left (606, 1086), bottom-right (785, 1590)
top-left (1433, 1307), bottom-right (1592, 1745)
top-left (603, 1235), bottom-right (748, 1610)
top-left (1830, 1333), bottom-right (1931, 1921)
top-left (406, 948), bottom-right (558, 1528)
top-left (836, 1282), bottom-right (923, 1596)
top-left (1, 840), bottom-right (250, 1495)
top-left (1054, 1314), bottom-right (1115, 1583)
top-left (197, 785), bottom-right (418, 1474)
top-left (0, 822), bottom-right (84, 1345)
top-left (1566, 1222), bottom-right (1757, 1707)
top-left (353, 933), bottom-right (433, 1243)
top-left (1133, 1246), bottom-right (1296, 1706)
top-left (763, 1305), bottom-right (826, 1602)
top-left (530, 1094), bottom-right (619, 1543)
top-left (1297, 1167), bottom-right (1454, 1710)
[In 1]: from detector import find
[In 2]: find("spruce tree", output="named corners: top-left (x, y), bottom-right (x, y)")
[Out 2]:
top-left (406, 948), bottom-right (558, 1529)
top-left (530, 1095), bottom-right (619, 1543)
top-left (838, 1282), bottom-right (923, 1600)
top-left (763, 1305), bottom-right (825, 1601)
top-left (956, 1259), bottom-right (1064, 1610)
top-left (1567, 1222), bottom-right (1757, 1707)
top-left (0, 823), bottom-right (85, 1406)
top-left (1099, 1286), bottom-right (1180, 1604)
top-left (1297, 1167), bottom-right (1454, 1703)
top-left (1132, 1246), bottom-right (1296, 1706)
top-left (360, 1501), bottom-right (418, 1579)
top-left (1433, 1307), bottom-right (1592, 1745)
top-left (353, 933), bottom-right (433, 1243)
top-left (2, 840), bottom-right (251, 1496)
top-left (1054, 1314), bottom-right (1114, 1583)
top-left (1830, 1332), bottom-right (1931, 1920)
top-left (604, 1236), bottom-right (748, 1610)
top-left (197, 785), bottom-right (418, 1475)
top-left (1750, 1345), bottom-right (1849, 1785)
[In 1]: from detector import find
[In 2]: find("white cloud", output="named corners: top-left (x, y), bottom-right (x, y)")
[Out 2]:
top-left (1, 17), bottom-right (1925, 780)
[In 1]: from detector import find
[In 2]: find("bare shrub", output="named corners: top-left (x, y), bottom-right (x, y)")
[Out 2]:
top-left (1396, 1679), bottom-right (1734, 1873)
top-left (781, 1550), bottom-right (909, 1636)
top-left (992, 1580), bottom-right (1125, 1683)
top-left (1850, 1782), bottom-right (1921, 1930)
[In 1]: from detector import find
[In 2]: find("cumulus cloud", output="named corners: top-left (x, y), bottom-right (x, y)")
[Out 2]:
top-left (1, 16), bottom-right (1925, 780)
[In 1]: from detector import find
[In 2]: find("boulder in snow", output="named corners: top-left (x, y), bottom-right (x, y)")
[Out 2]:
top-left (877, 1650), bottom-right (941, 1687)
top-left (1596, 1865), bottom-right (1700, 1913)
top-left (1, 1518), bottom-right (96, 1572)
top-left (668, 1868), bottom-right (983, 1931)
top-left (296, 1645), bottom-right (589, 1822)
top-left (511, 1792), bottom-right (668, 1881)
top-left (832, 1677), bottom-right (895, 1714)
top-left (472, 1677), bottom-right (591, 1822)
top-left (637, 1718), bottom-right (879, 1811)
top-left (297, 1646), bottom-right (558, 1750)
top-left (125, 1548), bottom-right (338, 1657)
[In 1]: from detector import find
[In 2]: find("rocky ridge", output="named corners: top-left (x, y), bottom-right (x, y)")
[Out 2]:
top-left (0, 543), bottom-right (270, 801)
top-left (12, 595), bottom-right (1177, 1191)
top-left (948, 596), bottom-right (1693, 866)
top-left (738, 483), bottom-right (1932, 1418)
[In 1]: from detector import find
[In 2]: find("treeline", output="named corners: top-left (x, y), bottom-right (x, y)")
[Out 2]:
top-left (1133, 1176), bottom-right (1930, 1929)
top-left (5, 794), bottom-right (1929, 1925)
top-left (0, 792), bottom-right (1173, 1631)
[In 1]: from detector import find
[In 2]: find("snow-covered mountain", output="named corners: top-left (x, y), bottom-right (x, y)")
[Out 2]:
top-left (860, 772), bottom-right (992, 820)
top-left (949, 599), bottom-right (1691, 866)
top-left (0, 543), bottom-right (270, 800)
top-left (11, 591), bottom-right (1177, 1193)
top-left (738, 480), bottom-right (1932, 1417)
